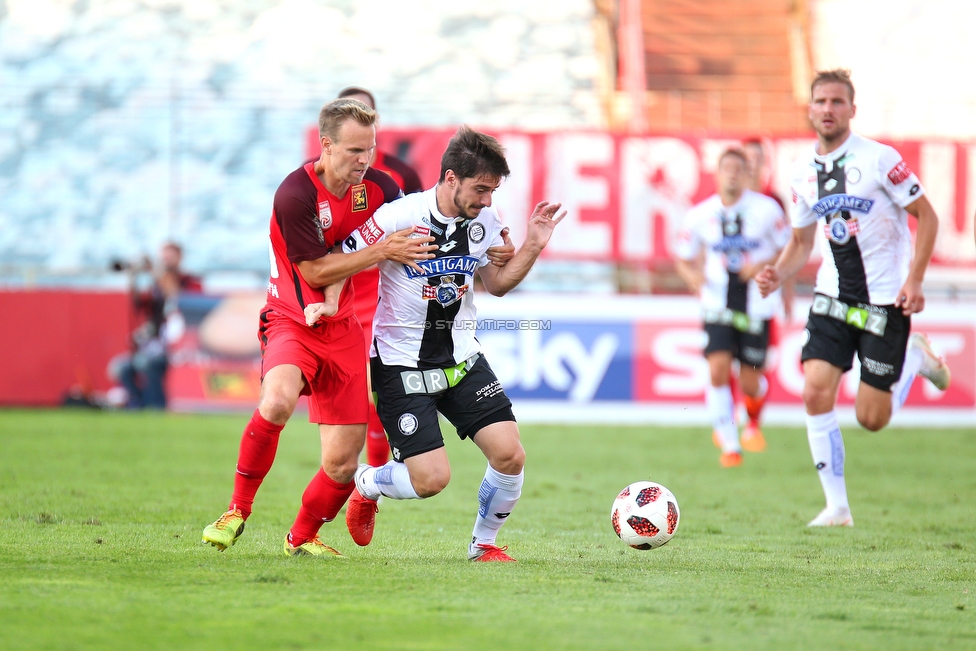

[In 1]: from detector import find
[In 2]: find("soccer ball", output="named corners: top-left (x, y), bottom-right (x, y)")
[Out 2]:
top-left (610, 481), bottom-right (680, 550)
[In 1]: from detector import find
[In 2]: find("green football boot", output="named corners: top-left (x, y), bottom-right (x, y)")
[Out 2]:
top-left (202, 508), bottom-right (245, 551)
top-left (284, 534), bottom-right (346, 558)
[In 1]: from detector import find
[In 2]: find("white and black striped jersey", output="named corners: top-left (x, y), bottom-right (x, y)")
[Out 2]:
top-left (675, 189), bottom-right (789, 320)
top-left (341, 188), bottom-right (504, 369)
top-left (790, 132), bottom-right (925, 306)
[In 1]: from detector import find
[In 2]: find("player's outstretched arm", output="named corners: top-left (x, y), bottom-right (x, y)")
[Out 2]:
top-left (298, 227), bottom-right (436, 288)
top-left (756, 223), bottom-right (816, 298)
top-left (674, 257), bottom-right (704, 295)
top-left (478, 201), bottom-right (566, 296)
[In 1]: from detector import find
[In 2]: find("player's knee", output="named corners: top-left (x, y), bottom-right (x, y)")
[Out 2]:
top-left (320, 457), bottom-right (358, 484)
top-left (802, 384), bottom-right (834, 413)
top-left (411, 466), bottom-right (451, 497)
top-left (490, 443), bottom-right (525, 476)
top-left (258, 394), bottom-right (296, 424)
top-left (856, 411), bottom-right (889, 432)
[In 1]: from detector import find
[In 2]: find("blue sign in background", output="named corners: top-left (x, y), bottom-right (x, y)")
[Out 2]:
top-left (477, 321), bottom-right (633, 402)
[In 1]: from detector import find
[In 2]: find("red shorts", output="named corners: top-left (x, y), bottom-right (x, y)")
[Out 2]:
top-left (259, 309), bottom-right (367, 425)
top-left (350, 266), bottom-right (380, 354)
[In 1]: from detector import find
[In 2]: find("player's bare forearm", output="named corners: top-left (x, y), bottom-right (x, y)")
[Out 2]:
top-left (895, 195), bottom-right (939, 315)
top-left (775, 226), bottom-right (815, 281)
top-left (322, 279), bottom-right (344, 310)
top-left (674, 258), bottom-right (703, 294)
top-left (298, 247), bottom-right (385, 288)
top-left (756, 225), bottom-right (814, 297)
top-left (299, 228), bottom-right (436, 287)
top-left (478, 242), bottom-right (544, 296)
top-left (905, 195), bottom-right (938, 284)
top-left (479, 201), bottom-right (565, 295)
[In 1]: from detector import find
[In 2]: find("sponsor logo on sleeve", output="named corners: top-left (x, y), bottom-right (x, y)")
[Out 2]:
top-left (357, 217), bottom-right (385, 245)
top-left (887, 160), bottom-right (912, 185)
top-left (351, 184), bottom-right (368, 211)
top-left (318, 200), bottom-right (333, 230)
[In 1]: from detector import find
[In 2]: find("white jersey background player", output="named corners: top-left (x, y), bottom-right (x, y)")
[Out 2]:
top-left (676, 148), bottom-right (789, 467)
top-left (756, 69), bottom-right (950, 528)
top-left (330, 126), bottom-right (565, 562)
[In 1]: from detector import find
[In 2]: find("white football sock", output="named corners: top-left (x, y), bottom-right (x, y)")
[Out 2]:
top-left (707, 384), bottom-right (740, 453)
top-left (469, 465), bottom-right (523, 551)
top-left (362, 461), bottom-right (420, 500)
top-left (891, 345), bottom-right (924, 415)
top-left (806, 411), bottom-right (849, 510)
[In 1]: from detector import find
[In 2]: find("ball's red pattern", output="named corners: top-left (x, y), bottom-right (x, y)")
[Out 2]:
top-left (635, 486), bottom-right (661, 507)
top-left (627, 515), bottom-right (660, 538)
top-left (667, 501), bottom-right (679, 534)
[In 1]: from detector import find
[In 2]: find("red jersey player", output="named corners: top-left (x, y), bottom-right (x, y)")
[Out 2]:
top-left (202, 98), bottom-right (437, 557)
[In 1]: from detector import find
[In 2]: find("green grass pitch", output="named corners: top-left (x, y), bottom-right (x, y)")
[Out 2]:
top-left (1, 408), bottom-right (974, 650)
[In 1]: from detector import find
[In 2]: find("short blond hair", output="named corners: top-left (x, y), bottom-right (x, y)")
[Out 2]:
top-left (318, 98), bottom-right (376, 141)
top-left (811, 69), bottom-right (855, 102)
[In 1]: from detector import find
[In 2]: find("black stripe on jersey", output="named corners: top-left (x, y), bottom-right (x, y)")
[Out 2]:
top-left (292, 269), bottom-right (306, 310)
top-left (722, 211), bottom-right (748, 313)
top-left (818, 156), bottom-right (869, 303)
top-left (417, 215), bottom-right (472, 367)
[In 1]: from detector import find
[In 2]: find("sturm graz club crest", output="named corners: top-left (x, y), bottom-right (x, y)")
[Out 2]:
top-left (468, 221), bottom-right (485, 243)
top-left (398, 413), bottom-right (418, 436)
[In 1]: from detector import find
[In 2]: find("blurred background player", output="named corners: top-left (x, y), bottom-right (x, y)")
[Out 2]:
top-left (201, 98), bottom-right (437, 557)
top-left (742, 137), bottom-right (794, 322)
top-left (675, 148), bottom-right (790, 467)
top-left (734, 138), bottom-right (797, 437)
top-left (108, 241), bottom-right (201, 410)
top-left (757, 69), bottom-right (950, 527)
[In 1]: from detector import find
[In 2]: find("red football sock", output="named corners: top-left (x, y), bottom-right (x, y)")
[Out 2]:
top-left (289, 468), bottom-right (355, 545)
top-left (745, 376), bottom-right (770, 424)
top-left (366, 404), bottom-right (389, 467)
top-left (229, 409), bottom-right (284, 519)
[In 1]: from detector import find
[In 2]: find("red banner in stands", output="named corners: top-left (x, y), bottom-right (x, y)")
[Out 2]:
top-left (308, 128), bottom-right (976, 268)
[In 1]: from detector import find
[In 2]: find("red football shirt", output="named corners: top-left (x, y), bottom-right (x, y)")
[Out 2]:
top-left (265, 163), bottom-right (401, 325)
top-left (372, 150), bottom-right (424, 195)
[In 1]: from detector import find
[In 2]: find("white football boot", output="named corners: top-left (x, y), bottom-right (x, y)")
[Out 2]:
top-left (807, 506), bottom-right (854, 527)
top-left (909, 333), bottom-right (951, 391)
